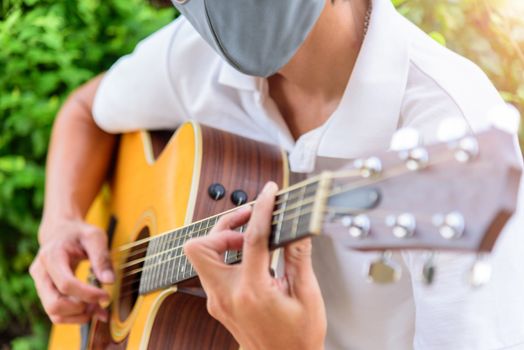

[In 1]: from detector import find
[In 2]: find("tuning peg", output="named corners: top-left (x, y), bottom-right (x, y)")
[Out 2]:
top-left (469, 254), bottom-right (492, 288)
top-left (454, 136), bottom-right (479, 163)
top-left (487, 103), bottom-right (521, 134)
top-left (353, 157), bottom-right (382, 178)
top-left (437, 117), bottom-right (469, 143)
top-left (433, 211), bottom-right (465, 240)
top-left (386, 213), bottom-right (416, 239)
top-left (390, 127), bottom-right (420, 151)
top-left (399, 147), bottom-right (429, 171)
top-left (366, 251), bottom-right (402, 284)
top-left (421, 252), bottom-right (437, 286)
top-left (343, 214), bottom-right (371, 239)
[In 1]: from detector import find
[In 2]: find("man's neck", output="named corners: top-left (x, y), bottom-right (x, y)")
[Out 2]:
top-left (272, 0), bottom-right (370, 102)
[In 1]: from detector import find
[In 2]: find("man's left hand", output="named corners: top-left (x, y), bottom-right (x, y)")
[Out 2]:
top-left (184, 181), bottom-right (327, 350)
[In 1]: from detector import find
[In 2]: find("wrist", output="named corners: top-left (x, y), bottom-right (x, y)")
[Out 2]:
top-left (38, 211), bottom-right (84, 244)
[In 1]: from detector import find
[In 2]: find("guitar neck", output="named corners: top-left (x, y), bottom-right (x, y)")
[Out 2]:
top-left (138, 176), bottom-right (327, 295)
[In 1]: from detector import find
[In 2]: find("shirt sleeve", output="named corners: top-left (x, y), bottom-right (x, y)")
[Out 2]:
top-left (400, 60), bottom-right (524, 349)
top-left (92, 19), bottom-right (187, 133)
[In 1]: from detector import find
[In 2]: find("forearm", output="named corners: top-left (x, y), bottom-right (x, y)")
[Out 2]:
top-left (40, 74), bottom-right (116, 242)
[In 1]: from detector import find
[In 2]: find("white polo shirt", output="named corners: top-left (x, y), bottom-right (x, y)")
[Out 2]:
top-left (93, 0), bottom-right (524, 348)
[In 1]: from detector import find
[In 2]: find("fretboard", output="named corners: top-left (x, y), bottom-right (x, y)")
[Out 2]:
top-left (138, 179), bottom-right (321, 295)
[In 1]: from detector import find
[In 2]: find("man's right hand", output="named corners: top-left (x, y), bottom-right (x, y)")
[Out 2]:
top-left (30, 219), bottom-right (114, 324)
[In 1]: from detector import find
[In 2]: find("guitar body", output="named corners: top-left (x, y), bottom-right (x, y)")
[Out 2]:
top-left (48, 122), bottom-right (287, 349)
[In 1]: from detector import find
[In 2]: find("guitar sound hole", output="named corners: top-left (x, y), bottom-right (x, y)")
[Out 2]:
top-left (118, 227), bottom-right (150, 322)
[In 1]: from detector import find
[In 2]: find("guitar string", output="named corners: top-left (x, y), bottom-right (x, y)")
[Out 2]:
top-left (111, 155), bottom-right (429, 262)
top-left (114, 154), bottom-right (447, 274)
top-left (118, 204), bottom-right (440, 284)
top-left (114, 186), bottom-right (319, 269)
top-left (118, 201), bottom-right (317, 279)
top-left (103, 181), bottom-right (323, 264)
top-left (118, 211), bottom-right (316, 298)
top-left (110, 171), bottom-right (330, 255)
top-left (118, 150), bottom-right (446, 259)
top-left (118, 202), bottom-right (316, 283)
top-left (114, 154), bottom-right (454, 292)
top-left (118, 156), bottom-right (460, 299)
top-left (112, 154), bottom-right (451, 275)
top-left (109, 183), bottom-right (320, 265)
top-left (116, 201), bottom-right (320, 289)
top-left (117, 204), bottom-right (442, 298)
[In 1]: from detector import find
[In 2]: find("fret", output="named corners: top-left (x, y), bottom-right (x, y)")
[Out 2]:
top-left (273, 182), bottom-right (318, 247)
top-left (166, 230), bottom-right (177, 285)
top-left (144, 237), bottom-right (158, 292)
top-left (175, 225), bottom-right (189, 282)
top-left (296, 206), bottom-right (313, 239)
top-left (149, 238), bottom-right (160, 291)
top-left (163, 231), bottom-right (175, 286)
top-left (274, 191), bottom-right (289, 246)
top-left (291, 186), bottom-right (307, 240)
top-left (159, 233), bottom-right (169, 287)
top-left (152, 234), bottom-right (166, 291)
top-left (179, 226), bottom-right (189, 282)
top-left (205, 217), bottom-right (218, 236)
top-left (181, 223), bottom-right (195, 280)
top-left (183, 255), bottom-right (192, 280)
top-left (161, 233), bottom-right (171, 287)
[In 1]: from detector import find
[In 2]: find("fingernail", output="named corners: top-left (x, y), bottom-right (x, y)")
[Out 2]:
top-left (101, 270), bottom-right (115, 284)
top-left (262, 181), bottom-right (278, 194)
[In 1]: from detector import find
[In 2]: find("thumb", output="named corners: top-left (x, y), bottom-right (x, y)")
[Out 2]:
top-left (284, 238), bottom-right (318, 301)
top-left (79, 223), bottom-right (114, 284)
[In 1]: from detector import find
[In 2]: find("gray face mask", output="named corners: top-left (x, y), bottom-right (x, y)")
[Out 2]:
top-left (172, 0), bottom-right (324, 77)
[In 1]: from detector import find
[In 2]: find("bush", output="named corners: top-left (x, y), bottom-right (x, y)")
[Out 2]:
top-left (397, 0), bottom-right (524, 139)
top-left (0, 1), bottom-right (175, 348)
top-left (0, 0), bottom-right (522, 349)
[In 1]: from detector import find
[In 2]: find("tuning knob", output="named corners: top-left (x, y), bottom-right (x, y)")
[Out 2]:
top-left (354, 157), bottom-right (382, 178)
top-left (399, 147), bottom-right (429, 171)
top-left (386, 213), bottom-right (416, 239)
top-left (342, 214), bottom-right (371, 239)
top-left (433, 212), bottom-right (465, 240)
top-left (454, 136), bottom-right (479, 163)
top-left (208, 183), bottom-right (226, 200)
top-left (231, 190), bottom-right (248, 206)
top-left (366, 251), bottom-right (402, 284)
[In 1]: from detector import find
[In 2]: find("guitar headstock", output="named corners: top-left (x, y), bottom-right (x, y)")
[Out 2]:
top-left (321, 126), bottom-right (522, 254)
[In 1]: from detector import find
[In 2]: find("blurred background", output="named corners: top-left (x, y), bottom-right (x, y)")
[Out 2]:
top-left (0, 0), bottom-right (523, 348)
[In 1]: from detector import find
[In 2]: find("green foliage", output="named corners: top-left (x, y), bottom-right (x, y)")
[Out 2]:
top-left (398, 0), bottom-right (524, 138)
top-left (0, 0), bottom-right (523, 349)
top-left (0, 0), bottom-right (175, 348)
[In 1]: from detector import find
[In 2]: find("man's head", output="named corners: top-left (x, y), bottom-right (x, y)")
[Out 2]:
top-left (171, 0), bottom-right (325, 77)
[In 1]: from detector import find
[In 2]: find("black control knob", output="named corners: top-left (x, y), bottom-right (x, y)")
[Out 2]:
top-left (231, 190), bottom-right (248, 206)
top-left (208, 183), bottom-right (226, 200)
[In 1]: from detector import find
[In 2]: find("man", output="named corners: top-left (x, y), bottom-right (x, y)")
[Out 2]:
top-left (30, 0), bottom-right (524, 348)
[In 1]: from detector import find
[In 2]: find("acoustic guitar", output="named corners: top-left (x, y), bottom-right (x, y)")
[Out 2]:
top-left (48, 121), bottom-right (521, 349)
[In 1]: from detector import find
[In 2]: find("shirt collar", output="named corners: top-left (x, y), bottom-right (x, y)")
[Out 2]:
top-left (217, 0), bottom-right (411, 158)
top-left (317, 0), bottom-right (411, 158)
